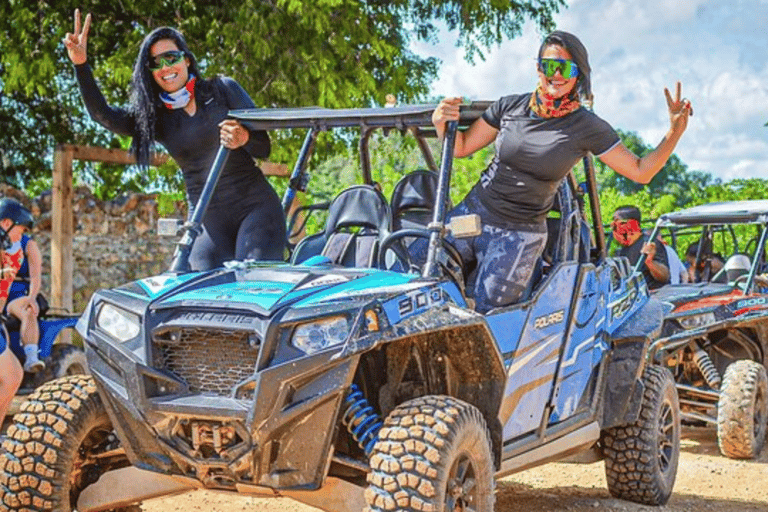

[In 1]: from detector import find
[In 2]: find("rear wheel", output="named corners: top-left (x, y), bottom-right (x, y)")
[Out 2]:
top-left (602, 365), bottom-right (680, 506)
top-left (47, 344), bottom-right (89, 379)
top-left (0, 375), bottom-right (136, 511)
top-left (717, 359), bottom-right (768, 459)
top-left (365, 395), bottom-right (494, 512)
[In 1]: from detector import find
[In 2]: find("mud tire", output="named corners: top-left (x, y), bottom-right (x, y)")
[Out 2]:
top-left (602, 365), bottom-right (680, 506)
top-left (717, 359), bottom-right (768, 459)
top-left (0, 375), bottom-right (137, 511)
top-left (365, 395), bottom-right (494, 512)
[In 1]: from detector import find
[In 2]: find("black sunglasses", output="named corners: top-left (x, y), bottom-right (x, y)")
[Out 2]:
top-left (148, 50), bottom-right (185, 71)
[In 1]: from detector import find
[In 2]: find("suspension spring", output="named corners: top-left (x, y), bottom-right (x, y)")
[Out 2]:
top-left (342, 384), bottom-right (382, 456)
top-left (693, 347), bottom-right (721, 389)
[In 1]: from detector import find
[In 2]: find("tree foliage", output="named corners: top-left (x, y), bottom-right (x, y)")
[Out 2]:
top-left (0, 0), bottom-right (564, 197)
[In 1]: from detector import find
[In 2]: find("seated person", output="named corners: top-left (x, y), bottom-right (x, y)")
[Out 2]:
top-left (662, 239), bottom-right (688, 284)
top-left (685, 239), bottom-right (724, 283)
top-left (0, 198), bottom-right (45, 373)
top-left (611, 206), bottom-right (670, 290)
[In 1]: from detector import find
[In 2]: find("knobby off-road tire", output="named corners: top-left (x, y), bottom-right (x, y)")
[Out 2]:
top-left (0, 374), bottom-right (139, 512)
top-left (365, 395), bottom-right (494, 512)
top-left (717, 359), bottom-right (768, 459)
top-left (602, 365), bottom-right (680, 506)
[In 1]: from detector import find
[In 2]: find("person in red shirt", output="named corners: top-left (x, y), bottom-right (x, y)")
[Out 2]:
top-left (0, 198), bottom-right (34, 422)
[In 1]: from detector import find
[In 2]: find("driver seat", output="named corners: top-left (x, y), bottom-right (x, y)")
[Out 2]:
top-left (319, 185), bottom-right (392, 268)
top-left (390, 170), bottom-right (445, 231)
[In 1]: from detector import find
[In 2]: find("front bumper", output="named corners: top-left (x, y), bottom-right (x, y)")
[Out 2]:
top-left (85, 328), bottom-right (358, 491)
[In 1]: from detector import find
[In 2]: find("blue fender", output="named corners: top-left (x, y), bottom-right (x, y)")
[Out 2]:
top-left (7, 315), bottom-right (80, 361)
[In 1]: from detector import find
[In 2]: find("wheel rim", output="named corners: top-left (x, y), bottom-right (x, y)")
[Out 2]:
top-left (65, 363), bottom-right (87, 376)
top-left (445, 453), bottom-right (478, 511)
top-left (69, 423), bottom-right (114, 507)
top-left (658, 399), bottom-right (676, 474)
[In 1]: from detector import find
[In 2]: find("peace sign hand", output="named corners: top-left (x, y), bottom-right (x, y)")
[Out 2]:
top-left (664, 81), bottom-right (693, 134)
top-left (63, 9), bottom-right (91, 65)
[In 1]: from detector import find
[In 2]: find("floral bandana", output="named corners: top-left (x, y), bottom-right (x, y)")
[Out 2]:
top-left (611, 218), bottom-right (641, 246)
top-left (528, 84), bottom-right (581, 118)
top-left (160, 75), bottom-right (196, 110)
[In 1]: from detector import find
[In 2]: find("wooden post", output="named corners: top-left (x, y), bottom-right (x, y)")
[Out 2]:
top-left (52, 146), bottom-right (74, 317)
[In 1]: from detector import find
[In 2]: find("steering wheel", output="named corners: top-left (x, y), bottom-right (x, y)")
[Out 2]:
top-left (378, 229), bottom-right (464, 277)
top-left (734, 273), bottom-right (768, 289)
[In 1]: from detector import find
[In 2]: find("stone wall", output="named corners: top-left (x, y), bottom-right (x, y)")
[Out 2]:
top-left (1, 184), bottom-right (185, 312)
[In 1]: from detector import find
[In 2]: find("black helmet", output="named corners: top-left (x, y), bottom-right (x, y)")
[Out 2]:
top-left (0, 197), bottom-right (34, 230)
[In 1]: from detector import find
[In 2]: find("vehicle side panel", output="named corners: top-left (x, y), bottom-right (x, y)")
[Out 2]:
top-left (549, 265), bottom-right (609, 424)
top-left (497, 263), bottom-right (579, 439)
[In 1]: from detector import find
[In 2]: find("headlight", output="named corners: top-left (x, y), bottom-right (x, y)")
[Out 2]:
top-left (96, 303), bottom-right (141, 342)
top-left (292, 316), bottom-right (351, 354)
top-left (678, 312), bottom-right (716, 330)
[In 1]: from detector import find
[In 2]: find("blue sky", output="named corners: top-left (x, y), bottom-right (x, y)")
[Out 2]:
top-left (413, 0), bottom-right (768, 182)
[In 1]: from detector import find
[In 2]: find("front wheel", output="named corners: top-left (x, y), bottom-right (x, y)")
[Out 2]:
top-left (602, 365), bottom-right (680, 506)
top-left (717, 359), bottom-right (768, 459)
top-left (365, 395), bottom-right (494, 512)
top-left (0, 375), bottom-right (135, 511)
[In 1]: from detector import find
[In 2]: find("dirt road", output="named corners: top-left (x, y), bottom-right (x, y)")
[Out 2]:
top-left (141, 427), bottom-right (768, 512)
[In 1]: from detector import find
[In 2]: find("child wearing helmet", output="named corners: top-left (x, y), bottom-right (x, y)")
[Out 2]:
top-left (0, 198), bottom-right (33, 422)
top-left (0, 197), bottom-right (44, 373)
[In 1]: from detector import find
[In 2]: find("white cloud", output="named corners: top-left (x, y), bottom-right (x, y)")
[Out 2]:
top-left (415, 0), bottom-right (768, 181)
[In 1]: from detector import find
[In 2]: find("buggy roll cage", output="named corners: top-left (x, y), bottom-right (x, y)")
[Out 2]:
top-left (637, 200), bottom-right (768, 293)
top-left (169, 103), bottom-right (609, 274)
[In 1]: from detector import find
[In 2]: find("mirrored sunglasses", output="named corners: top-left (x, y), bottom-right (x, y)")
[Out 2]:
top-left (148, 50), bottom-right (185, 71)
top-left (538, 58), bottom-right (579, 79)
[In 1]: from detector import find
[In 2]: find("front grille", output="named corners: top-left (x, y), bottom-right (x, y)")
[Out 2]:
top-left (153, 327), bottom-right (259, 396)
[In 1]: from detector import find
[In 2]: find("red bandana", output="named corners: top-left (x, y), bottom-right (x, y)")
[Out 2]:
top-left (528, 84), bottom-right (581, 118)
top-left (611, 219), bottom-right (641, 246)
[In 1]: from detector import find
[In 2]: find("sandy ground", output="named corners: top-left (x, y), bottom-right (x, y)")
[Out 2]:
top-left (139, 427), bottom-right (768, 512)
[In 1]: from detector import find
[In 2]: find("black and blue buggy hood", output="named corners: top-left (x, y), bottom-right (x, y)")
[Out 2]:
top-left (77, 260), bottom-right (467, 358)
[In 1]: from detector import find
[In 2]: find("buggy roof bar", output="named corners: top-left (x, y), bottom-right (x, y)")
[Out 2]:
top-left (229, 102), bottom-right (491, 131)
top-left (657, 200), bottom-right (768, 226)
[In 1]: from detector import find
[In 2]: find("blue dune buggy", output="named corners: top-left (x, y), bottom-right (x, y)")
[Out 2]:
top-left (1, 104), bottom-right (678, 512)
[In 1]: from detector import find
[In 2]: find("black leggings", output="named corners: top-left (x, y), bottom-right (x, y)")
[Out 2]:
top-left (189, 199), bottom-right (286, 271)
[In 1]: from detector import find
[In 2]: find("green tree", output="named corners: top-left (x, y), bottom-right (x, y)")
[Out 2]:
top-left (0, 0), bottom-right (564, 197)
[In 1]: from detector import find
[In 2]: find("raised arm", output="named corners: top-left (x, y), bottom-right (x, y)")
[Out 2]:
top-left (64, 9), bottom-right (135, 136)
top-left (599, 82), bottom-right (692, 184)
top-left (432, 97), bottom-right (498, 158)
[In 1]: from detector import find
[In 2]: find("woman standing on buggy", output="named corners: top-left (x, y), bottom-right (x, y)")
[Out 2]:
top-left (64, 9), bottom-right (286, 270)
top-left (432, 31), bottom-right (692, 313)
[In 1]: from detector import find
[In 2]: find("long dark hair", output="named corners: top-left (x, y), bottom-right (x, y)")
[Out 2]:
top-left (129, 27), bottom-right (203, 168)
top-left (538, 31), bottom-right (592, 102)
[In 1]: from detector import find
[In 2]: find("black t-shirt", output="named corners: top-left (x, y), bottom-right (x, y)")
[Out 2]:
top-left (477, 94), bottom-right (620, 231)
top-left (74, 63), bottom-right (274, 218)
top-left (619, 236), bottom-right (670, 290)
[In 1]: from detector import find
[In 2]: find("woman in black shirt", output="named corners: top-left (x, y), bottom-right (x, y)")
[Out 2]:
top-left (432, 31), bottom-right (692, 313)
top-left (64, 10), bottom-right (286, 270)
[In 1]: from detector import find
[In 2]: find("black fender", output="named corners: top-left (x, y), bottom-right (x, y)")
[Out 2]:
top-left (601, 298), bottom-right (665, 428)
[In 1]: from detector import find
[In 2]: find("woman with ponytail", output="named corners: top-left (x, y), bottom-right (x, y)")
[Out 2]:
top-left (431, 31), bottom-right (692, 313)
top-left (64, 9), bottom-right (286, 270)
